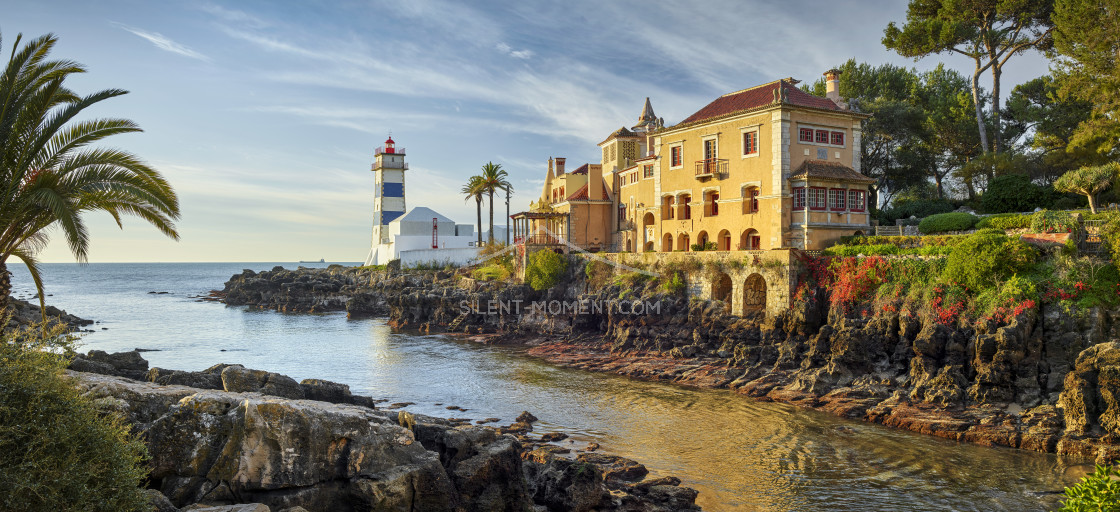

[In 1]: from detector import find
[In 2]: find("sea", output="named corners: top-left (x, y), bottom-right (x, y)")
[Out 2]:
top-left (9, 262), bottom-right (1088, 512)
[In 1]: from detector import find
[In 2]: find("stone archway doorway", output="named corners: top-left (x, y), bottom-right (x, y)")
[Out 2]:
top-left (743, 273), bottom-right (766, 312)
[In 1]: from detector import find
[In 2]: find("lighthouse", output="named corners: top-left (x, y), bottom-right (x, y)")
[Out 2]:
top-left (365, 136), bottom-right (407, 265)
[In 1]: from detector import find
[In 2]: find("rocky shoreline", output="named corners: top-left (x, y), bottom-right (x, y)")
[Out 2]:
top-left (218, 264), bottom-right (1120, 465)
top-left (68, 350), bottom-right (701, 512)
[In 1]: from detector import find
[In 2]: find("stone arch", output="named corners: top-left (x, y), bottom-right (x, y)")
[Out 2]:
top-left (852, 230), bottom-right (865, 237)
top-left (712, 272), bottom-right (732, 311)
top-left (696, 230), bottom-right (709, 250)
top-left (643, 212), bottom-right (656, 227)
top-left (662, 233), bottom-right (674, 252)
top-left (740, 229), bottom-right (760, 251)
top-left (677, 233), bottom-right (690, 251)
top-left (743, 273), bottom-right (766, 312)
top-left (645, 241), bottom-right (654, 252)
top-left (625, 239), bottom-right (632, 252)
top-left (717, 229), bottom-right (732, 251)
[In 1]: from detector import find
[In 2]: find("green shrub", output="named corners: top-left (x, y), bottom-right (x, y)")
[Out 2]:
top-left (525, 250), bottom-right (569, 291)
top-left (0, 322), bottom-right (150, 512)
top-left (690, 241), bottom-right (718, 251)
top-left (975, 213), bottom-right (1032, 230)
top-left (1030, 209), bottom-right (1079, 233)
top-left (942, 231), bottom-right (1038, 291)
top-left (472, 264), bottom-right (509, 281)
top-left (1058, 464), bottom-right (1120, 511)
top-left (918, 212), bottom-right (979, 234)
top-left (614, 271), bottom-right (652, 288)
top-left (661, 272), bottom-right (686, 295)
top-left (881, 198), bottom-right (955, 224)
top-left (823, 244), bottom-right (900, 257)
top-left (981, 174), bottom-right (1042, 214)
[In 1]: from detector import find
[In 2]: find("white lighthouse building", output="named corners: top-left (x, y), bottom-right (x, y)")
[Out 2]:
top-left (364, 137), bottom-right (478, 267)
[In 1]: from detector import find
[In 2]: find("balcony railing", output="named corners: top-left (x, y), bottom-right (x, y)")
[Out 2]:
top-left (375, 146), bottom-right (407, 155)
top-left (516, 234), bottom-right (567, 246)
top-left (695, 158), bottom-right (727, 178)
top-left (375, 161), bottom-right (409, 170)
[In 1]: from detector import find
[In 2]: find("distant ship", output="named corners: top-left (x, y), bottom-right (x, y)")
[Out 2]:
top-left (298, 258), bottom-right (325, 263)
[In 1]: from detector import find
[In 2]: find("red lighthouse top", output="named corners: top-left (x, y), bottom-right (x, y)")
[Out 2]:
top-left (383, 136), bottom-right (396, 154)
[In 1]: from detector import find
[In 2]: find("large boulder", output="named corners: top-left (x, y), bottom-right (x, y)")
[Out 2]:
top-left (1058, 342), bottom-right (1120, 436)
top-left (77, 373), bottom-right (458, 511)
top-left (220, 365), bottom-right (304, 399)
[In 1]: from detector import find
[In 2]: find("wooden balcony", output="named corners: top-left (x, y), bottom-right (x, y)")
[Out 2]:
top-left (695, 158), bottom-right (727, 179)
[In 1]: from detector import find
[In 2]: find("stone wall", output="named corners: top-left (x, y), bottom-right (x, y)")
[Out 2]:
top-left (591, 249), bottom-right (801, 317)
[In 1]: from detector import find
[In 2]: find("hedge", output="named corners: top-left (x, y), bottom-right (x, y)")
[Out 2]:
top-left (975, 213), bottom-right (1032, 230)
top-left (918, 212), bottom-right (979, 234)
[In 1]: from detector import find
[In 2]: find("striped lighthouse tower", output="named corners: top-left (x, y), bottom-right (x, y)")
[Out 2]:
top-left (365, 136), bottom-right (407, 265)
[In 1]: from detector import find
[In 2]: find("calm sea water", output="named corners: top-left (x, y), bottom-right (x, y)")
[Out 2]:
top-left (10, 262), bottom-right (1086, 511)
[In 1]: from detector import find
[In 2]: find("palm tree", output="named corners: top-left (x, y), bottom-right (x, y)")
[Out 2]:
top-left (461, 175), bottom-right (484, 246)
top-left (0, 32), bottom-right (180, 316)
top-left (477, 162), bottom-right (511, 245)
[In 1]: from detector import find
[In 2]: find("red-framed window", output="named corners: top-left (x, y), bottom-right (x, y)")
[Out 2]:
top-left (815, 130), bottom-right (829, 144)
top-left (828, 188), bottom-right (846, 210)
top-left (809, 187), bottom-right (827, 210)
top-left (830, 131), bottom-right (845, 146)
top-left (848, 190), bottom-right (867, 212)
top-left (749, 234), bottom-right (761, 250)
top-left (670, 146), bottom-right (682, 167)
top-left (618, 204), bottom-right (627, 222)
top-left (793, 187), bottom-right (806, 209)
top-left (643, 165), bottom-right (654, 178)
top-left (744, 188), bottom-right (760, 214)
top-left (680, 195), bottom-right (692, 219)
top-left (799, 128), bottom-right (813, 142)
top-left (707, 192), bottom-right (720, 216)
top-left (743, 131), bottom-right (758, 155)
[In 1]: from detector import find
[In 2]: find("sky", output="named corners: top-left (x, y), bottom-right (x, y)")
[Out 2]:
top-left (6, 0), bottom-right (1051, 263)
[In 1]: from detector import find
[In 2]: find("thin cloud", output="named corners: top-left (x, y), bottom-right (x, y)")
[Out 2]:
top-left (496, 42), bottom-right (533, 60)
top-left (113, 22), bottom-right (210, 61)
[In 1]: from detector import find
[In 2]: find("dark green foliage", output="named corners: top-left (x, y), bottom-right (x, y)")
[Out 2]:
top-left (942, 231), bottom-right (1038, 291)
top-left (1102, 212), bottom-right (1120, 265)
top-left (1058, 464), bottom-right (1120, 512)
top-left (918, 212), bottom-right (978, 234)
top-left (1030, 210), bottom-right (1079, 233)
top-left (690, 242), bottom-right (717, 251)
top-left (880, 198), bottom-right (956, 224)
top-left (661, 272), bottom-right (685, 295)
top-left (0, 323), bottom-right (150, 512)
top-left (525, 250), bottom-right (568, 291)
top-left (976, 213), bottom-right (1033, 230)
top-left (981, 175), bottom-right (1043, 213)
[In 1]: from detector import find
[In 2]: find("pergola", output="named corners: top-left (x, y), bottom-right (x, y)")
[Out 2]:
top-left (509, 210), bottom-right (570, 250)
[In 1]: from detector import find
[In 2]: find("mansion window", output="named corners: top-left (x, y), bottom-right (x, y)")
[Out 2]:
top-left (619, 204), bottom-right (627, 223)
top-left (743, 187), bottom-right (759, 214)
top-left (793, 187), bottom-right (806, 209)
top-left (670, 146), bottom-right (682, 167)
top-left (705, 191), bottom-right (719, 216)
top-left (663, 196), bottom-right (676, 220)
top-left (643, 165), bottom-right (654, 178)
top-left (680, 195), bottom-right (692, 219)
top-left (809, 187), bottom-right (827, 210)
top-left (848, 190), bottom-right (867, 212)
top-left (828, 188), bottom-right (846, 211)
top-left (799, 126), bottom-right (847, 147)
top-left (742, 131), bottom-right (758, 156)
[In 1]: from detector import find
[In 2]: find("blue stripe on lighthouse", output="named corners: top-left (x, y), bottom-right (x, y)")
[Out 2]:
top-left (381, 211), bottom-right (405, 224)
top-left (383, 182), bottom-right (404, 197)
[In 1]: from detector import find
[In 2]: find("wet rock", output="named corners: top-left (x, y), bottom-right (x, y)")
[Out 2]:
top-left (72, 349), bottom-right (149, 379)
top-left (147, 368), bottom-right (223, 390)
top-left (540, 432), bottom-right (568, 442)
top-left (298, 379), bottom-right (351, 404)
top-left (516, 411), bottom-right (539, 423)
top-left (1058, 341), bottom-right (1120, 437)
top-left (219, 365), bottom-right (304, 399)
top-left (145, 488), bottom-right (179, 512)
top-left (576, 453), bottom-right (648, 485)
top-left (181, 505), bottom-right (269, 512)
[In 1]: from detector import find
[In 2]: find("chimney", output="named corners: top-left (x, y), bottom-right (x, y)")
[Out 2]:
top-left (548, 157), bottom-right (554, 177)
top-left (555, 157), bottom-right (566, 175)
top-left (824, 69), bottom-right (842, 104)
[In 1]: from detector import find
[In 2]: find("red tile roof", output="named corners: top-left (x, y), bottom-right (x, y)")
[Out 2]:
top-left (567, 183), bottom-right (589, 200)
top-left (789, 160), bottom-right (875, 183)
top-left (676, 80), bottom-right (840, 127)
top-left (569, 163), bottom-right (589, 175)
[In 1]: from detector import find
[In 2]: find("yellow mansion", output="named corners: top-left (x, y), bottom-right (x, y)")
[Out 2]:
top-left (511, 70), bottom-right (874, 252)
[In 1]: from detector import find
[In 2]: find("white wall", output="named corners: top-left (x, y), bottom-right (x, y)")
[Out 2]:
top-left (399, 247), bottom-right (482, 268)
